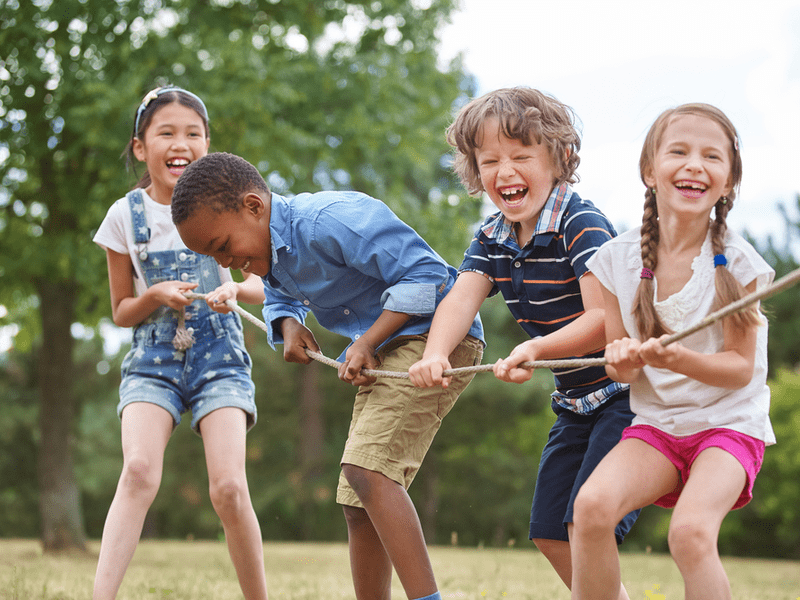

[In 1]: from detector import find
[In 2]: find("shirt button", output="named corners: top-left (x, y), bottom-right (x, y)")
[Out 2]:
top-left (514, 261), bottom-right (521, 268)
top-left (179, 252), bottom-right (187, 261)
top-left (181, 273), bottom-right (189, 281)
top-left (344, 309), bottom-right (350, 315)
top-left (303, 300), bottom-right (310, 306)
top-left (354, 334), bottom-right (360, 340)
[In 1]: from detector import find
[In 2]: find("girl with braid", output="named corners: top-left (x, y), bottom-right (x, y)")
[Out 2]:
top-left (571, 103), bottom-right (774, 600)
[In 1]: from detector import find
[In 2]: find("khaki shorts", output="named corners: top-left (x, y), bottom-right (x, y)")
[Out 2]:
top-left (337, 333), bottom-right (483, 507)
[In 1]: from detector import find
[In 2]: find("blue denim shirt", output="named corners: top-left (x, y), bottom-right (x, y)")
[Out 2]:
top-left (262, 191), bottom-right (484, 359)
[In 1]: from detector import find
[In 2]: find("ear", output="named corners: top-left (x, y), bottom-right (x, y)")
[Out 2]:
top-left (642, 166), bottom-right (656, 189)
top-left (722, 176), bottom-right (734, 199)
top-left (132, 137), bottom-right (146, 162)
top-left (242, 192), bottom-right (266, 219)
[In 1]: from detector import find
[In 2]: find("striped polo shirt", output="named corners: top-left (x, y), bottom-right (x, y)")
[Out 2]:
top-left (460, 183), bottom-right (626, 413)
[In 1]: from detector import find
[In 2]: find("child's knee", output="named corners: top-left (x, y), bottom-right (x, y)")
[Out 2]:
top-left (341, 503), bottom-right (370, 529)
top-left (667, 515), bottom-right (717, 562)
top-left (341, 464), bottom-right (376, 504)
top-left (573, 484), bottom-right (619, 532)
top-left (209, 476), bottom-right (247, 516)
top-left (120, 456), bottom-right (161, 497)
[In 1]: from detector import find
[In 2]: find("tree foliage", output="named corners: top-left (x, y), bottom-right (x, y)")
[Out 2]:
top-left (0, 0), bottom-right (480, 551)
top-left (747, 195), bottom-right (800, 375)
top-left (2, 0), bottom-right (799, 561)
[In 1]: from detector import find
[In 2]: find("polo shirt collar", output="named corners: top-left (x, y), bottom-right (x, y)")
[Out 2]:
top-left (480, 182), bottom-right (573, 245)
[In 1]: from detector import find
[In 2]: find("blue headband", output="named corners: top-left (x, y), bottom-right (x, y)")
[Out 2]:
top-left (134, 86), bottom-right (209, 138)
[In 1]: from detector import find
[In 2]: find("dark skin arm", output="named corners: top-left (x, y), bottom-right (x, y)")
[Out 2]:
top-left (279, 310), bottom-right (411, 386)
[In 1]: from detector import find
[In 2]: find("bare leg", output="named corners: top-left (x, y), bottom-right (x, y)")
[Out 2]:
top-left (534, 536), bottom-right (630, 599)
top-left (342, 463), bottom-right (437, 600)
top-left (342, 505), bottom-right (393, 600)
top-left (93, 403), bottom-right (173, 600)
top-left (668, 448), bottom-right (746, 600)
top-left (571, 439), bottom-right (679, 600)
top-left (200, 407), bottom-right (268, 600)
top-left (532, 538), bottom-right (573, 587)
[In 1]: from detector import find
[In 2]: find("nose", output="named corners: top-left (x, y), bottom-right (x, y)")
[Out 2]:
top-left (685, 151), bottom-right (704, 172)
top-left (171, 134), bottom-right (190, 149)
top-left (214, 254), bottom-right (232, 268)
top-left (497, 158), bottom-right (515, 178)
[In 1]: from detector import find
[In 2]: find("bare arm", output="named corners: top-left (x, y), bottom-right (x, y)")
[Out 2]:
top-left (204, 273), bottom-right (266, 313)
top-left (637, 280), bottom-right (759, 389)
top-left (339, 309), bottom-right (412, 386)
top-left (601, 282), bottom-right (645, 384)
top-left (494, 272), bottom-right (607, 383)
top-left (408, 271), bottom-right (492, 388)
top-left (106, 249), bottom-right (195, 328)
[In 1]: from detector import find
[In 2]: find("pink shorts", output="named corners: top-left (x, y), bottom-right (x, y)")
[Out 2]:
top-left (621, 425), bottom-right (765, 510)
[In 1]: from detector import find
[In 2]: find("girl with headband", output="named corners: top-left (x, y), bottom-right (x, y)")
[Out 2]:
top-left (92, 86), bottom-right (268, 599)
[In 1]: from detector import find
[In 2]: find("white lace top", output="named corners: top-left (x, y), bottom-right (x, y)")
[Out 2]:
top-left (587, 226), bottom-right (775, 444)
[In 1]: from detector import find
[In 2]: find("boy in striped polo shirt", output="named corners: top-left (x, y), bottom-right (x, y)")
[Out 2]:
top-left (409, 87), bottom-right (637, 599)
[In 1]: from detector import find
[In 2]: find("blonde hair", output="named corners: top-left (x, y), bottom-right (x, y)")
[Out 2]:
top-left (633, 103), bottom-right (760, 339)
top-left (446, 87), bottom-right (581, 196)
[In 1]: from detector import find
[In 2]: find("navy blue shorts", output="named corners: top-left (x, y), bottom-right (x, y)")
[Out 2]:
top-left (529, 388), bottom-right (639, 544)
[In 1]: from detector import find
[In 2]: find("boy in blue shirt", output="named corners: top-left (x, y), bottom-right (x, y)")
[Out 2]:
top-left (172, 151), bottom-right (483, 600)
top-left (409, 88), bottom-right (637, 599)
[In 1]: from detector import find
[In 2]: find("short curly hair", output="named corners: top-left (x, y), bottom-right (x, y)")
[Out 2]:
top-left (447, 87), bottom-right (581, 196)
top-left (171, 152), bottom-right (271, 225)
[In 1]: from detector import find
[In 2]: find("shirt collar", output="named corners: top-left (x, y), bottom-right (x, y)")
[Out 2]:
top-left (268, 193), bottom-right (291, 265)
top-left (480, 182), bottom-right (573, 244)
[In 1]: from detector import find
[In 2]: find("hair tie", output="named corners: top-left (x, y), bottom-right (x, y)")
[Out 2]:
top-left (640, 267), bottom-right (654, 280)
top-left (134, 86), bottom-right (209, 137)
top-left (714, 254), bottom-right (727, 268)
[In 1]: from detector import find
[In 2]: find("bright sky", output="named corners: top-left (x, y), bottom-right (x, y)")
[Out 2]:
top-left (439, 0), bottom-right (800, 250)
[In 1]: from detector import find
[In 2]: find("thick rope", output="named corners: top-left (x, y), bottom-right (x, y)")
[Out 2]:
top-left (184, 265), bottom-right (800, 379)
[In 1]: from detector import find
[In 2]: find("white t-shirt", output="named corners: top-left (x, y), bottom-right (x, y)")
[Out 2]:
top-left (587, 226), bottom-right (775, 445)
top-left (93, 189), bottom-right (233, 297)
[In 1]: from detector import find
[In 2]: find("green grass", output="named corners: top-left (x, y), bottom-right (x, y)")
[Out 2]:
top-left (1, 539), bottom-right (798, 599)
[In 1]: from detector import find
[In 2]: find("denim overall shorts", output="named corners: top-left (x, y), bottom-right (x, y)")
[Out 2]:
top-left (117, 189), bottom-right (256, 433)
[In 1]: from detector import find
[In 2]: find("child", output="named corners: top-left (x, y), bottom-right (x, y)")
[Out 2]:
top-left (572, 103), bottom-right (774, 599)
top-left (92, 87), bottom-right (268, 600)
top-left (408, 87), bottom-right (638, 598)
top-left (170, 151), bottom-right (484, 600)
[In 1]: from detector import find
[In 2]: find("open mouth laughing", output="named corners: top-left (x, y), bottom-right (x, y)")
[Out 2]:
top-left (167, 158), bottom-right (190, 176)
top-left (674, 180), bottom-right (708, 199)
top-left (500, 185), bottom-right (528, 205)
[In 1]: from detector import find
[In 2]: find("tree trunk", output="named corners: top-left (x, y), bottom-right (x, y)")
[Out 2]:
top-left (36, 277), bottom-right (87, 553)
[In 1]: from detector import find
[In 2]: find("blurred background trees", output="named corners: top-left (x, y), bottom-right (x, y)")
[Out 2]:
top-left (1, 0), bottom-right (798, 559)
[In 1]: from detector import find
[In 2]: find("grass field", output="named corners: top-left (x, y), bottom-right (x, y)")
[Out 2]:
top-left (1, 539), bottom-right (798, 599)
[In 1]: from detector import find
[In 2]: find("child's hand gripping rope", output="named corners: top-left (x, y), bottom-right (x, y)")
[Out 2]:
top-left (184, 265), bottom-right (800, 380)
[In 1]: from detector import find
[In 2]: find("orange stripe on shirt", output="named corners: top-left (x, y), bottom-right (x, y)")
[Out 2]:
top-left (567, 227), bottom-right (612, 251)
top-left (518, 311), bottom-right (584, 326)
top-left (522, 276), bottom-right (577, 285)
